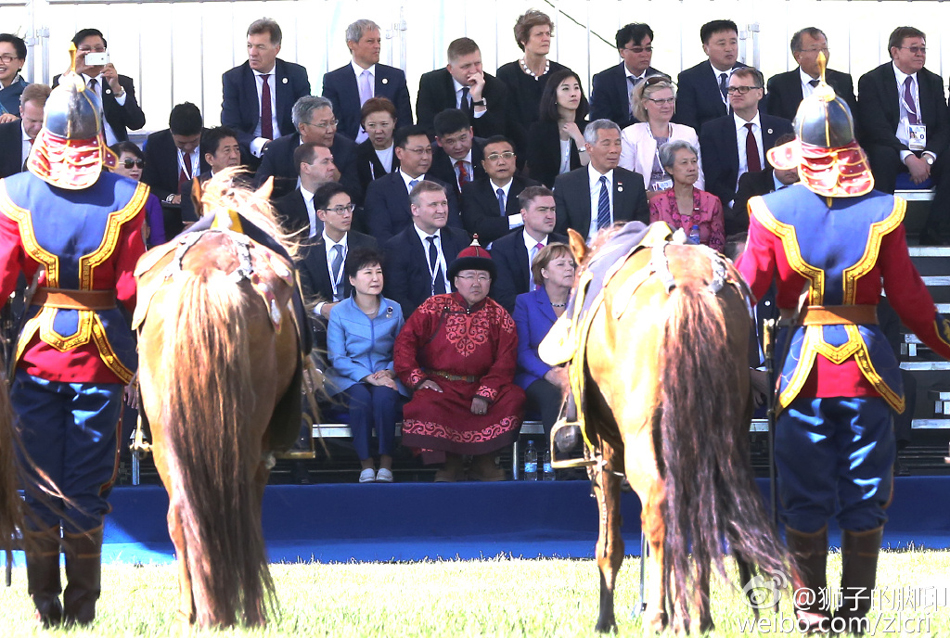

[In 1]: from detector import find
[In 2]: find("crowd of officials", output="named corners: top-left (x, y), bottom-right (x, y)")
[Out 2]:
top-left (0, 13), bottom-right (938, 482)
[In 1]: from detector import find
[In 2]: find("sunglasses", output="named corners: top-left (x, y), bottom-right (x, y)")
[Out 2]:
top-left (121, 158), bottom-right (145, 169)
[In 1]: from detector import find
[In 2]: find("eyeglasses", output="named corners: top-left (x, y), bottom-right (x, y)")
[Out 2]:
top-left (647, 97), bottom-right (675, 105)
top-left (320, 203), bottom-right (355, 215)
top-left (306, 119), bottom-right (339, 129)
top-left (621, 46), bottom-right (653, 54)
top-left (456, 274), bottom-right (491, 282)
top-left (900, 46), bottom-right (926, 55)
top-left (0, 54), bottom-right (20, 64)
top-left (121, 159), bottom-right (145, 169)
top-left (726, 85), bottom-right (761, 95)
top-left (797, 47), bottom-right (830, 54)
top-left (403, 146), bottom-right (433, 155)
top-left (486, 151), bottom-right (516, 161)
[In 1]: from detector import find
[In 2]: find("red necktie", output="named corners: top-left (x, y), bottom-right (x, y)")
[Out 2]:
top-left (260, 74), bottom-right (274, 140)
top-left (178, 158), bottom-right (191, 191)
top-left (456, 160), bottom-right (469, 188)
top-left (745, 122), bottom-right (761, 173)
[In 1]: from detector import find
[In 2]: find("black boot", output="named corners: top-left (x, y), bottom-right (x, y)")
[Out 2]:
top-left (833, 527), bottom-right (884, 635)
top-left (63, 527), bottom-right (103, 626)
top-left (786, 525), bottom-right (830, 633)
top-left (24, 526), bottom-right (63, 628)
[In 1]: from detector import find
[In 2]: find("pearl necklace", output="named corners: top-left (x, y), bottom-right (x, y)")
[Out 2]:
top-left (520, 57), bottom-right (550, 79)
top-left (550, 302), bottom-right (567, 308)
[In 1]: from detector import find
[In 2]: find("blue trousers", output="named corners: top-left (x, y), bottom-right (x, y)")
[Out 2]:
top-left (344, 383), bottom-right (399, 461)
top-left (776, 396), bottom-right (895, 533)
top-left (12, 370), bottom-right (124, 533)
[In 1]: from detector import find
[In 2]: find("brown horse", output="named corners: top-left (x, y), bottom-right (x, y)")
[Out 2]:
top-left (560, 226), bottom-right (791, 634)
top-left (133, 172), bottom-right (304, 627)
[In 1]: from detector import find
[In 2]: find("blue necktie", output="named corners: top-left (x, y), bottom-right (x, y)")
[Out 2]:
top-left (597, 175), bottom-right (611, 230)
top-left (427, 235), bottom-right (446, 294)
top-left (718, 72), bottom-right (729, 103)
top-left (330, 244), bottom-right (344, 301)
top-left (496, 188), bottom-right (506, 216)
top-left (409, 178), bottom-right (419, 193)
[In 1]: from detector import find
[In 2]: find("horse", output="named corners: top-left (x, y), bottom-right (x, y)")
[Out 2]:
top-left (133, 171), bottom-right (307, 627)
top-left (557, 225), bottom-right (791, 634)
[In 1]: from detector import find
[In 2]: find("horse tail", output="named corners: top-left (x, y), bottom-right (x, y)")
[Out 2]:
top-left (161, 270), bottom-right (273, 626)
top-left (659, 281), bottom-right (788, 621)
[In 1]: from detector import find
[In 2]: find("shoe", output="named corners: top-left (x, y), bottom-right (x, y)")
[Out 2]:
top-left (434, 454), bottom-right (464, 483)
top-left (359, 467), bottom-right (376, 483)
top-left (63, 527), bottom-right (103, 626)
top-left (468, 454), bottom-right (506, 481)
top-left (375, 468), bottom-right (394, 483)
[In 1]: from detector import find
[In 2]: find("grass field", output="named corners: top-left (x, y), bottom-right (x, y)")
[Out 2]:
top-left (0, 551), bottom-right (947, 637)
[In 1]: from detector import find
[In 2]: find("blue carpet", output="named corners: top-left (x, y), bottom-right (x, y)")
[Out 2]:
top-left (4, 477), bottom-right (949, 566)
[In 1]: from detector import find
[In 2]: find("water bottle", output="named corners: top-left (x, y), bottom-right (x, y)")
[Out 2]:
top-left (542, 446), bottom-right (555, 481)
top-left (688, 224), bottom-right (701, 245)
top-left (524, 441), bottom-right (538, 481)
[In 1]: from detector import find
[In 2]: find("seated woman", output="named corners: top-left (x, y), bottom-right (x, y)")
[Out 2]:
top-left (649, 140), bottom-right (724, 253)
top-left (524, 69), bottom-right (590, 188)
top-left (356, 97), bottom-right (400, 194)
top-left (325, 247), bottom-right (407, 483)
top-left (619, 76), bottom-right (704, 197)
top-left (394, 241), bottom-right (525, 482)
top-left (109, 141), bottom-right (166, 247)
top-left (512, 243), bottom-right (574, 433)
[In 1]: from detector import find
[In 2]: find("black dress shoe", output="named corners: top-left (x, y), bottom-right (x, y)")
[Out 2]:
top-left (918, 229), bottom-right (947, 246)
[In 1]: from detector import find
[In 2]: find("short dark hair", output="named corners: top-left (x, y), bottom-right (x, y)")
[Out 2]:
top-left (344, 246), bottom-right (385, 281)
top-left (615, 23), bottom-right (653, 49)
top-left (202, 126), bottom-right (238, 158)
top-left (539, 69), bottom-right (589, 123)
top-left (790, 27), bottom-right (826, 53)
top-left (292, 141), bottom-right (321, 174)
top-left (447, 37), bottom-right (480, 62)
top-left (72, 28), bottom-right (107, 49)
top-left (732, 67), bottom-right (764, 89)
top-left (723, 232), bottom-right (748, 262)
top-left (110, 141), bottom-right (144, 160)
top-left (513, 9), bottom-right (554, 52)
top-left (0, 34), bottom-right (27, 60)
top-left (888, 26), bottom-right (925, 54)
top-left (313, 181), bottom-right (349, 211)
top-left (518, 185), bottom-right (554, 210)
top-left (247, 18), bottom-right (281, 46)
top-left (168, 102), bottom-right (202, 136)
top-left (775, 133), bottom-right (796, 147)
top-left (394, 125), bottom-right (430, 149)
top-left (700, 20), bottom-right (738, 45)
top-left (360, 97), bottom-right (397, 125)
top-left (483, 135), bottom-right (516, 154)
top-left (433, 109), bottom-right (471, 138)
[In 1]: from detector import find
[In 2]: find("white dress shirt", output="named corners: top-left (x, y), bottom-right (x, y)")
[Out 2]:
top-left (491, 178), bottom-right (523, 229)
top-left (323, 230), bottom-right (349, 300)
top-left (800, 67), bottom-right (820, 100)
top-left (892, 63), bottom-right (931, 162)
top-left (452, 78), bottom-right (486, 120)
top-left (82, 72), bottom-right (126, 146)
top-left (734, 111), bottom-right (765, 188)
top-left (711, 66), bottom-right (736, 106)
top-left (250, 69), bottom-right (280, 157)
top-left (177, 148), bottom-right (200, 183)
top-left (20, 122), bottom-right (32, 169)
top-left (587, 165), bottom-right (615, 240)
top-left (523, 230), bottom-right (550, 288)
top-left (413, 224), bottom-right (450, 293)
top-left (300, 185), bottom-right (318, 237)
top-left (400, 169), bottom-right (427, 194)
top-left (452, 149), bottom-right (474, 190)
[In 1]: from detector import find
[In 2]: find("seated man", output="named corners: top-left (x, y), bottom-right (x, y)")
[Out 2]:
top-left (273, 142), bottom-right (338, 238)
top-left (428, 108), bottom-right (486, 199)
top-left (364, 125), bottom-right (461, 244)
top-left (181, 126), bottom-right (242, 225)
top-left (673, 19), bottom-right (746, 132)
top-left (416, 37), bottom-right (508, 138)
top-left (142, 102), bottom-right (209, 206)
top-left (461, 135), bottom-right (539, 244)
top-left (0, 82), bottom-right (49, 179)
top-left (254, 95), bottom-right (360, 201)
top-left (394, 240), bottom-right (525, 482)
top-left (589, 23), bottom-right (664, 129)
top-left (490, 185), bottom-right (566, 313)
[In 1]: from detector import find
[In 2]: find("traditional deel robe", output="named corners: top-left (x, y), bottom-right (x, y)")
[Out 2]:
top-left (394, 292), bottom-right (525, 464)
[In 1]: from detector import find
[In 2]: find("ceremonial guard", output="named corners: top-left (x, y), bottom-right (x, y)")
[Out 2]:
top-left (737, 57), bottom-right (950, 632)
top-left (0, 54), bottom-right (147, 625)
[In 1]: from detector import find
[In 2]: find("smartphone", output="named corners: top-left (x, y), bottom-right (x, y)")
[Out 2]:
top-left (84, 52), bottom-right (109, 65)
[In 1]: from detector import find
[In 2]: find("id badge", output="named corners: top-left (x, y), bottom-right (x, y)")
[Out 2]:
top-left (652, 178), bottom-right (674, 192)
top-left (909, 124), bottom-right (927, 151)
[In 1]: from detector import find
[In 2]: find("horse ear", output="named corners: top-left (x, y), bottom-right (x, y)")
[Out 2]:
top-left (191, 177), bottom-right (203, 218)
top-left (567, 229), bottom-right (588, 264)
top-left (256, 176), bottom-right (274, 202)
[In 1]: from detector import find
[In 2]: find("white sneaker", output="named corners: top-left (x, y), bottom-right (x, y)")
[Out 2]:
top-left (359, 467), bottom-right (376, 483)
top-left (375, 468), bottom-right (394, 483)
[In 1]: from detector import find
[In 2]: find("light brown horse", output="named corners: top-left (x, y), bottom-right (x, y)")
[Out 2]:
top-left (563, 227), bottom-right (790, 634)
top-left (133, 172), bottom-right (303, 627)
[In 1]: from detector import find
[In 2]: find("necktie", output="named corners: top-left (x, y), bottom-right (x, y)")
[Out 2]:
top-left (330, 244), bottom-right (345, 301)
top-left (903, 76), bottom-right (919, 125)
top-left (178, 156), bottom-right (192, 190)
top-left (456, 160), bottom-right (470, 187)
top-left (530, 242), bottom-right (544, 289)
top-left (426, 235), bottom-right (446, 294)
top-left (358, 69), bottom-right (373, 105)
top-left (718, 72), bottom-right (729, 103)
top-left (808, 79), bottom-right (819, 88)
top-left (745, 122), bottom-right (761, 173)
top-left (496, 188), bottom-right (506, 215)
top-left (260, 74), bottom-right (274, 140)
top-left (626, 76), bottom-right (641, 117)
top-left (597, 175), bottom-right (611, 230)
top-left (460, 86), bottom-right (471, 113)
top-left (88, 77), bottom-right (98, 93)
top-left (408, 178), bottom-right (419, 193)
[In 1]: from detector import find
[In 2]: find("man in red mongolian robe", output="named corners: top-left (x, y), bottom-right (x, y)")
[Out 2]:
top-left (394, 240), bottom-right (525, 481)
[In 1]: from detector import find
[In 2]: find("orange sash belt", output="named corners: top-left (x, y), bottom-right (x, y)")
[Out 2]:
top-left (33, 287), bottom-right (117, 311)
top-left (779, 304), bottom-right (878, 326)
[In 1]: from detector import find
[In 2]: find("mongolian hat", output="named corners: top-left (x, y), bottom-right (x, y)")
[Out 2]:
top-left (26, 45), bottom-right (117, 190)
top-left (447, 236), bottom-right (497, 282)
top-left (766, 52), bottom-right (874, 198)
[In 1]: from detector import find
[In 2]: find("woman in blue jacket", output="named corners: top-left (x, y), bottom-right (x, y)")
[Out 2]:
top-left (326, 247), bottom-right (407, 483)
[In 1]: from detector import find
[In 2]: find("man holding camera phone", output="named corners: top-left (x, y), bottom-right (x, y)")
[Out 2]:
top-left (53, 28), bottom-right (145, 145)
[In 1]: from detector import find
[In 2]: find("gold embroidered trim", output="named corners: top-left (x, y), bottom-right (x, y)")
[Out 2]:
top-left (79, 182), bottom-right (148, 289)
top-left (91, 315), bottom-right (134, 383)
top-left (842, 198), bottom-right (905, 304)
top-left (749, 197), bottom-right (825, 304)
top-left (0, 182), bottom-right (60, 286)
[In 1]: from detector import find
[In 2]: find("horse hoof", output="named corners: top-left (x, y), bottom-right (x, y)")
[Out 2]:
top-left (594, 619), bottom-right (617, 634)
top-left (555, 425), bottom-right (581, 453)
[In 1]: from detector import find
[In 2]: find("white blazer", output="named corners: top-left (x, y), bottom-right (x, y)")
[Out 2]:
top-left (619, 122), bottom-right (704, 191)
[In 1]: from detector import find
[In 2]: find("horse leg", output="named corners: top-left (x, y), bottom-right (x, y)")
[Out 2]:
top-left (592, 441), bottom-right (624, 633)
top-left (642, 478), bottom-right (669, 634)
top-left (167, 495), bottom-right (196, 626)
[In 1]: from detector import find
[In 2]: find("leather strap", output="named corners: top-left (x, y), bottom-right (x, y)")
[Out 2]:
top-left (428, 370), bottom-right (478, 383)
top-left (33, 287), bottom-right (116, 311)
top-left (780, 304), bottom-right (878, 326)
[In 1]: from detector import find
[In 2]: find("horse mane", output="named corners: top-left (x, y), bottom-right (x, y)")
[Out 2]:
top-left (583, 224), bottom-right (627, 265)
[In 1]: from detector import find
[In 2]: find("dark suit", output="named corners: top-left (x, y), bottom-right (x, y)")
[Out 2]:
top-left (363, 171), bottom-right (462, 245)
top-left (356, 139), bottom-right (400, 194)
top-left (298, 230), bottom-right (378, 302)
top-left (733, 168), bottom-right (779, 231)
top-left (141, 128), bottom-right (211, 202)
top-left (766, 67), bottom-right (856, 123)
top-left (273, 187), bottom-right (314, 237)
top-left (53, 73), bottom-right (145, 142)
top-left (415, 68), bottom-right (509, 138)
top-left (383, 225), bottom-right (470, 318)
top-left (322, 63), bottom-right (413, 141)
top-left (553, 166), bottom-right (649, 238)
top-left (428, 139), bottom-right (487, 198)
top-left (221, 59), bottom-right (311, 154)
top-left (589, 63), bottom-right (665, 129)
top-left (0, 120), bottom-right (26, 179)
top-left (525, 118), bottom-right (588, 188)
top-left (180, 171), bottom-right (211, 225)
top-left (699, 113), bottom-right (794, 232)
top-left (673, 60), bottom-right (747, 132)
top-left (856, 63), bottom-right (950, 234)
top-left (254, 132), bottom-right (361, 201)
top-left (460, 174), bottom-right (539, 244)
top-left (490, 230), bottom-right (567, 313)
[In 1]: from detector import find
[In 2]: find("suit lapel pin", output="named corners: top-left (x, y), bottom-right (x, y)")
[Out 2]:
top-left (767, 128), bottom-right (773, 134)
top-left (382, 78), bottom-right (389, 85)
top-left (617, 181), bottom-right (623, 192)
top-left (105, 88), bottom-right (112, 95)
top-left (282, 77), bottom-right (288, 84)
